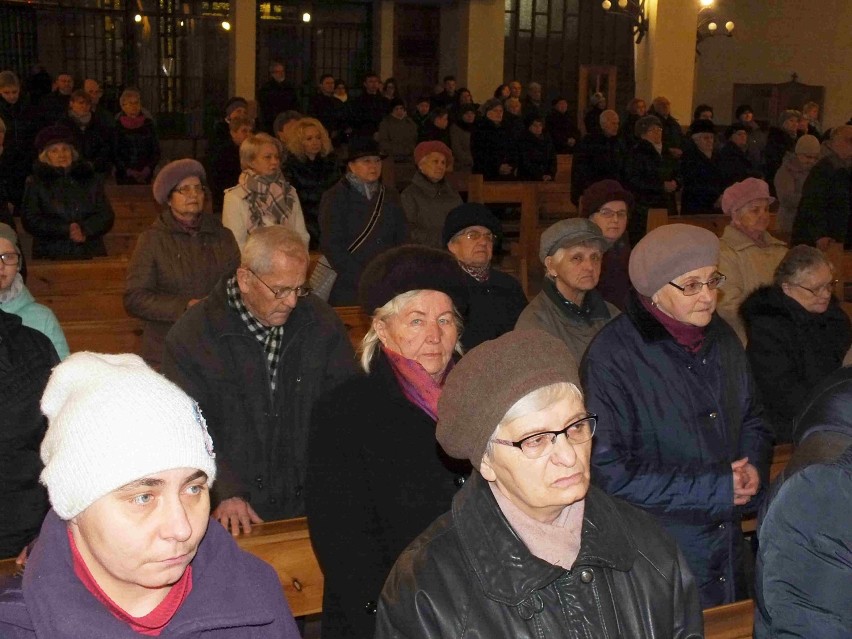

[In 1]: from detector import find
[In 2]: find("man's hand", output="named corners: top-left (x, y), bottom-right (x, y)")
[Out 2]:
top-left (212, 497), bottom-right (264, 536)
top-left (69, 222), bottom-right (86, 243)
top-left (498, 163), bottom-right (514, 176)
top-left (731, 457), bottom-right (760, 506)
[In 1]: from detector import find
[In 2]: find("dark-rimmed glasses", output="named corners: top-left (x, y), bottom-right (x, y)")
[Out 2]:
top-left (790, 279), bottom-right (837, 296)
top-left (669, 273), bottom-right (726, 296)
top-left (248, 269), bottom-right (311, 299)
top-left (595, 207), bottom-right (628, 220)
top-left (0, 252), bottom-right (20, 266)
top-left (492, 414), bottom-right (597, 459)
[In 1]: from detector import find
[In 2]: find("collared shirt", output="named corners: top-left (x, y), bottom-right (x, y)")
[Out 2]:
top-left (226, 276), bottom-right (283, 391)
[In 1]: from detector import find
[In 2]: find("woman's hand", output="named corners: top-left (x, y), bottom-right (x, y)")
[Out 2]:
top-left (731, 457), bottom-right (760, 506)
top-left (69, 222), bottom-right (86, 243)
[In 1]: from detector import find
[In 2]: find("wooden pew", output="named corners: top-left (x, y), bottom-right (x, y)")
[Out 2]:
top-left (555, 154), bottom-right (573, 184)
top-left (27, 258), bottom-right (129, 297)
top-left (333, 305), bottom-right (371, 347)
top-left (646, 210), bottom-right (779, 236)
top-left (703, 599), bottom-right (755, 639)
top-left (63, 317), bottom-right (144, 354)
top-left (741, 443), bottom-right (793, 534)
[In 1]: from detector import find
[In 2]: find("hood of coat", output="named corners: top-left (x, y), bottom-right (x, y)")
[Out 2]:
top-left (451, 472), bottom-right (636, 606)
top-left (739, 284), bottom-right (841, 325)
top-left (32, 159), bottom-right (94, 183)
top-left (791, 367), bottom-right (852, 445)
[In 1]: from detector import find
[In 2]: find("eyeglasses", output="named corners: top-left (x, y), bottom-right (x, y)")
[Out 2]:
top-left (0, 252), bottom-right (20, 266)
top-left (492, 414), bottom-right (597, 460)
top-left (668, 273), bottom-right (726, 296)
top-left (248, 269), bottom-right (311, 299)
top-left (456, 230), bottom-right (495, 242)
top-left (791, 280), bottom-right (837, 296)
top-left (172, 184), bottom-right (205, 196)
top-left (595, 208), bottom-right (628, 220)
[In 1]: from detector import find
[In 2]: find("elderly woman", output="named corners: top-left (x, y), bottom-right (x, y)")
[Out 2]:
top-left (124, 159), bottom-right (239, 367)
top-left (113, 87), bottom-right (160, 185)
top-left (774, 134), bottom-right (821, 234)
top-left (306, 246), bottom-right (471, 639)
top-left (400, 141), bottom-right (462, 248)
top-left (716, 178), bottom-right (788, 343)
top-left (471, 98), bottom-right (517, 180)
top-left (318, 137), bottom-right (408, 305)
top-left (0, 223), bottom-right (68, 359)
top-left (283, 117), bottom-right (339, 249)
top-left (581, 224), bottom-right (773, 608)
top-left (223, 132), bottom-right (309, 249)
top-left (740, 246), bottom-right (851, 443)
top-left (376, 330), bottom-right (703, 637)
top-left (581, 179), bottom-right (634, 309)
top-left (680, 118), bottom-right (724, 213)
top-left (22, 125), bottom-right (114, 260)
top-left (516, 219), bottom-right (618, 363)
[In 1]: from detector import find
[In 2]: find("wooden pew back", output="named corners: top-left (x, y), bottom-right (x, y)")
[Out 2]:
top-left (703, 599), bottom-right (755, 639)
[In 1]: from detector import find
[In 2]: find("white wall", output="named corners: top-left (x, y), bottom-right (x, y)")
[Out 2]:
top-left (694, 0), bottom-right (852, 127)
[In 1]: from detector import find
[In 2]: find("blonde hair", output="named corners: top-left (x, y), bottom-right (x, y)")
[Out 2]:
top-left (239, 132), bottom-right (282, 170)
top-left (285, 117), bottom-right (333, 160)
top-left (359, 290), bottom-right (464, 373)
top-left (119, 88), bottom-right (141, 104)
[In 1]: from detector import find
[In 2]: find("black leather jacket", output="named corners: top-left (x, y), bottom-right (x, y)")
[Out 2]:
top-left (376, 472), bottom-right (703, 638)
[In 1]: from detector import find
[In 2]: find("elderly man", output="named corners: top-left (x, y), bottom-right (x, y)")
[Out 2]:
top-left (570, 109), bottom-right (626, 205)
top-left (516, 218), bottom-right (618, 363)
top-left (0, 351), bottom-right (299, 637)
top-left (83, 78), bottom-right (113, 129)
top-left (376, 330), bottom-right (702, 638)
top-left (37, 71), bottom-right (74, 126)
top-left (162, 226), bottom-right (357, 534)
top-left (257, 61), bottom-right (298, 134)
top-left (442, 203), bottom-right (527, 350)
top-left (791, 124), bottom-right (852, 250)
top-left (648, 95), bottom-right (683, 158)
top-left (521, 81), bottom-right (544, 120)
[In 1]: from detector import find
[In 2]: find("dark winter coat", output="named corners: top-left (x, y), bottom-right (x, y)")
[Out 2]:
top-left (21, 161), bottom-right (114, 259)
top-left (0, 309), bottom-right (57, 560)
top-left (517, 130), bottom-right (557, 181)
top-left (460, 267), bottom-right (528, 350)
top-left (0, 510), bottom-right (301, 638)
top-left (37, 90), bottom-right (69, 127)
top-left (124, 210), bottom-right (240, 368)
top-left (598, 238), bottom-right (631, 310)
top-left (545, 109), bottom-right (580, 154)
top-left (0, 99), bottom-right (38, 205)
top-left (306, 351), bottom-right (471, 639)
top-left (318, 178), bottom-right (408, 306)
top-left (257, 79), bottom-right (299, 133)
top-left (204, 138), bottom-right (242, 213)
top-left (570, 133), bottom-right (626, 205)
top-left (680, 145), bottom-right (723, 213)
top-left (791, 147), bottom-right (852, 247)
top-left (283, 153), bottom-right (340, 248)
top-left (56, 114), bottom-right (113, 175)
top-left (400, 171), bottom-right (462, 249)
top-left (376, 472), bottom-right (703, 639)
top-left (581, 292), bottom-right (773, 607)
top-left (650, 110), bottom-right (684, 153)
top-left (0, 144), bottom-right (28, 211)
top-left (161, 277), bottom-right (358, 520)
top-left (762, 127), bottom-right (797, 195)
top-left (716, 142), bottom-right (760, 189)
top-left (471, 118), bottom-right (518, 180)
top-left (113, 115), bottom-right (160, 184)
top-left (347, 92), bottom-right (389, 138)
top-left (740, 285), bottom-right (851, 443)
top-left (623, 138), bottom-right (680, 211)
top-left (308, 93), bottom-right (345, 142)
top-left (583, 106), bottom-right (604, 136)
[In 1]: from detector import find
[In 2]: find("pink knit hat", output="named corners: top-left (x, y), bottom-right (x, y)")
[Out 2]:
top-left (720, 178), bottom-right (775, 216)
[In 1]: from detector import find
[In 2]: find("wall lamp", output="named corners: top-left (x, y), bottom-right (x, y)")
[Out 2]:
top-left (696, 2), bottom-right (734, 53)
top-left (601, 0), bottom-right (649, 45)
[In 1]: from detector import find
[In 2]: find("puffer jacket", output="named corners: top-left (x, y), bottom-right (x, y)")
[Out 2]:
top-left (581, 291), bottom-right (773, 607)
top-left (124, 209), bottom-right (240, 367)
top-left (0, 283), bottom-right (69, 360)
top-left (21, 161), bottom-right (114, 259)
top-left (376, 472), bottom-right (703, 638)
top-left (740, 285), bottom-right (851, 442)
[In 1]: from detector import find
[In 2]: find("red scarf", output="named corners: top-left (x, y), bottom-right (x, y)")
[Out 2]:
top-left (383, 347), bottom-right (452, 421)
top-left (119, 113), bottom-right (147, 130)
top-left (640, 295), bottom-right (706, 353)
top-left (68, 528), bottom-right (193, 636)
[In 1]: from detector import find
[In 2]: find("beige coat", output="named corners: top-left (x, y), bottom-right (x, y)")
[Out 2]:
top-left (717, 224), bottom-right (787, 344)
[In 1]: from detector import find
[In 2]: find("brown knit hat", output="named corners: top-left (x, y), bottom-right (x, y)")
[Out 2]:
top-left (580, 179), bottom-right (634, 218)
top-left (628, 224), bottom-right (720, 297)
top-left (436, 330), bottom-right (581, 468)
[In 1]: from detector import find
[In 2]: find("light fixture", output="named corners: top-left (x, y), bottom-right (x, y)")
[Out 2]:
top-left (134, 14), bottom-right (142, 23)
top-left (601, 0), bottom-right (648, 44)
top-left (696, 5), bottom-right (734, 53)
top-left (302, 12), bottom-right (311, 23)
top-left (221, 20), bottom-right (231, 31)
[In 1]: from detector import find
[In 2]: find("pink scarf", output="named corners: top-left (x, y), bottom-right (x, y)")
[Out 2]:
top-left (119, 113), bottom-right (146, 130)
top-left (383, 346), bottom-right (452, 421)
top-left (640, 295), bottom-right (706, 353)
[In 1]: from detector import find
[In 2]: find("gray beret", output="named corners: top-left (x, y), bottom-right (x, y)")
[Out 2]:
top-left (538, 218), bottom-right (609, 264)
top-left (628, 224), bottom-right (720, 297)
top-left (437, 330), bottom-right (581, 468)
top-left (0, 222), bottom-right (18, 247)
top-left (152, 159), bottom-right (206, 206)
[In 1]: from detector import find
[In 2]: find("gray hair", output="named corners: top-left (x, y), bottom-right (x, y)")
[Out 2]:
top-left (240, 132), bottom-right (282, 170)
top-left (635, 115), bottom-right (663, 138)
top-left (119, 87), bottom-right (140, 103)
top-left (773, 245), bottom-right (833, 287)
top-left (599, 109), bottom-right (619, 126)
top-left (241, 225), bottom-right (308, 275)
top-left (484, 382), bottom-right (583, 460)
top-left (359, 290), bottom-right (464, 373)
top-left (38, 144), bottom-right (79, 164)
top-left (0, 70), bottom-right (19, 89)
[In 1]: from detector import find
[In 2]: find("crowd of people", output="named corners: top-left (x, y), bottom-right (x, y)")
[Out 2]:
top-left (1, 63), bottom-right (851, 639)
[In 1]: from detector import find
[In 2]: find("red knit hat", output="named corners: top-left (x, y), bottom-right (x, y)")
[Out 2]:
top-left (414, 140), bottom-right (453, 166)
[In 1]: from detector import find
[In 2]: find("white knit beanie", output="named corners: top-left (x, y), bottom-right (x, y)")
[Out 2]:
top-left (40, 352), bottom-right (217, 520)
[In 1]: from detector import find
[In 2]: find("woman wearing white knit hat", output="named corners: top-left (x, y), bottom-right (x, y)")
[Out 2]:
top-left (0, 351), bottom-right (300, 638)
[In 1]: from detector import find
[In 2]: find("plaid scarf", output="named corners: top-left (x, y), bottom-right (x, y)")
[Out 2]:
top-left (239, 168), bottom-right (297, 233)
top-left (226, 276), bottom-right (284, 391)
